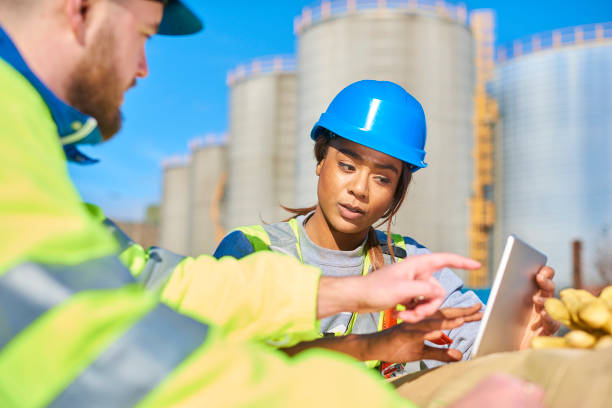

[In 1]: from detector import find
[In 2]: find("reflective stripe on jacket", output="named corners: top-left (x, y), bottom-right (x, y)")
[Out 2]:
top-left (94, 207), bottom-right (322, 346)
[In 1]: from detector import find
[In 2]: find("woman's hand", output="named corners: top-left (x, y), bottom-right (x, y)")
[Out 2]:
top-left (519, 266), bottom-right (561, 349)
top-left (282, 304), bottom-right (483, 363)
top-left (364, 304), bottom-right (483, 363)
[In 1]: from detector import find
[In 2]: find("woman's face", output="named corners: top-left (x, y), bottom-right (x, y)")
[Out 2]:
top-left (316, 137), bottom-right (402, 236)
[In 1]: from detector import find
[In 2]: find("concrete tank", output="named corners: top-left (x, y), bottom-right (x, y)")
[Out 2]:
top-left (189, 135), bottom-right (227, 256)
top-left (225, 56), bottom-right (298, 230)
top-left (159, 156), bottom-right (191, 255)
top-left (294, 0), bottom-right (475, 261)
top-left (492, 23), bottom-right (612, 288)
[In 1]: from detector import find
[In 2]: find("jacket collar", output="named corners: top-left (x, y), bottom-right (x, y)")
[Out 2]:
top-left (0, 25), bottom-right (102, 164)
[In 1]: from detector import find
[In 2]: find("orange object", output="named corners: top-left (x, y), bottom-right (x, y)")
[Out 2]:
top-left (430, 332), bottom-right (453, 346)
top-left (380, 309), bottom-right (400, 377)
top-left (382, 308), bottom-right (397, 329)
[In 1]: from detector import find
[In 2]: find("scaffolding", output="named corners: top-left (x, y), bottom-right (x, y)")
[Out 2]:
top-left (468, 10), bottom-right (498, 287)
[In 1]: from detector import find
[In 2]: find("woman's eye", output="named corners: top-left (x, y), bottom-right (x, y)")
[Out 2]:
top-left (339, 162), bottom-right (354, 171)
top-left (376, 176), bottom-right (391, 184)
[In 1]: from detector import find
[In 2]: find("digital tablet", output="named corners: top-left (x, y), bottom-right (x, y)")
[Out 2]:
top-left (470, 235), bottom-right (547, 358)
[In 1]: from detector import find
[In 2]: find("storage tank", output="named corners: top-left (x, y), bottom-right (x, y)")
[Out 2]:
top-left (189, 134), bottom-right (227, 256)
top-left (492, 23), bottom-right (612, 289)
top-left (225, 56), bottom-right (298, 230)
top-left (159, 156), bottom-right (191, 255)
top-left (294, 0), bottom-right (475, 264)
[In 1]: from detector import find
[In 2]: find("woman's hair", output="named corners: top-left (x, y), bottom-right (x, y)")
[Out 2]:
top-left (282, 129), bottom-right (413, 270)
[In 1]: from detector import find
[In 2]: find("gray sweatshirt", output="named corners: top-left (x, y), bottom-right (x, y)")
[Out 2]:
top-left (263, 212), bottom-right (483, 372)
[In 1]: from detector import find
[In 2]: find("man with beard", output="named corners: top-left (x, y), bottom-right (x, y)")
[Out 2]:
top-left (0, 0), bottom-right (546, 407)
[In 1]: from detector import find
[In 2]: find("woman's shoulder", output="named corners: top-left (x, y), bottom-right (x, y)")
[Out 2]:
top-left (375, 230), bottom-right (430, 257)
top-left (213, 221), bottom-right (298, 259)
top-left (213, 229), bottom-right (257, 259)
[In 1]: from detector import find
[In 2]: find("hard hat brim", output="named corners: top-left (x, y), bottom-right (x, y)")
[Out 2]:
top-left (158, 0), bottom-right (204, 36)
top-left (311, 117), bottom-right (428, 173)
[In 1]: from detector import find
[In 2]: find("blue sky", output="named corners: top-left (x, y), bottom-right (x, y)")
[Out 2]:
top-left (69, 0), bottom-right (612, 221)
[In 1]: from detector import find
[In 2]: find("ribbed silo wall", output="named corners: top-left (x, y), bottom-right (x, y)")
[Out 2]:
top-left (190, 143), bottom-right (227, 256)
top-left (274, 74), bottom-right (299, 219)
top-left (492, 24), bottom-right (612, 288)
top-left (226, 58), bottom-right (297, 230)
top-left (159, 161), bottom-right (191, 255)
top-left (295, 0), bottom-right (474, 258)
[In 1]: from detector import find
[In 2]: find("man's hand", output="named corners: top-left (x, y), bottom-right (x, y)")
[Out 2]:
top-left (317, 253), bottom-right (481, 322)
top-left (520, 266), bottom-right (561, 349)
top-left (449, 374), bottom-right (545, 408)
top-left (282, 304), bottom-right (483, 362)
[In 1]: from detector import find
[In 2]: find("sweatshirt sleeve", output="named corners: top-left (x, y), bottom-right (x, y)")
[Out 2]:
top-left (160, 251), bottom-right (322, 345)
top-left (406, 242), bottom-right (484, 368)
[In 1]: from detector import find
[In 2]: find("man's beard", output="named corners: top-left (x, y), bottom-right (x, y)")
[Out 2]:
top-left (66, 27), bottom-right (125, 141)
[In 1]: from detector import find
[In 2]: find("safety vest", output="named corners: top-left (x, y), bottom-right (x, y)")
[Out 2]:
top-left (234, 219), bottom-right (408, 369)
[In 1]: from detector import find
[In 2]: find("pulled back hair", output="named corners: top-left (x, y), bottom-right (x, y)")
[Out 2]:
top-left (283, 129), bottom-right (413, 271)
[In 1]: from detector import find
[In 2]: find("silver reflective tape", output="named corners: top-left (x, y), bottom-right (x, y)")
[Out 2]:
top-left (0, 257), bottom-right (134, 348)
top-left (138, 247), bottom-right (185, 292)
top-left (49, 304), bottom-right (208, 408)
top-left (103, 218), bottom-right (135, 252)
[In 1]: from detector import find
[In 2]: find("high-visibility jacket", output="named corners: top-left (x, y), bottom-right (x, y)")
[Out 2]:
top-left (214, 217), bottom-right (483, 372)
top-left (0, 26), bottom-right (415, 407)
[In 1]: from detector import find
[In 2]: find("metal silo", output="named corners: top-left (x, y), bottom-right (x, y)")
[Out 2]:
top-left (294, 0), bottom-right (475, 267)
top-left (492, 23), bottom-right (612, 288)
top-left (159, 156), bottom-right (191, 255)
top-left (189, 135), bottom-right (227, 256)
top-left (225, 56), bottom-right (298, 230)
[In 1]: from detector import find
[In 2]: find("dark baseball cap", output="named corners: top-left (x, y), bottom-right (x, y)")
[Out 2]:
top-left (155, 0), bottom-right (203, 35)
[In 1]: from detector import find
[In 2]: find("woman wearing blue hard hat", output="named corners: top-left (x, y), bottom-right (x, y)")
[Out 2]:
top-left (214, 80), bottom-right (559, 376)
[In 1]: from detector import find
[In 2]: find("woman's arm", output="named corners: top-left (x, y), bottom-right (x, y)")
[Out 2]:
top-left (283, 305), bottom-right (483, 363)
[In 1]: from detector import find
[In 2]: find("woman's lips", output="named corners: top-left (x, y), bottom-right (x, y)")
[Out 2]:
top-left (338, 203), bottom-right (365, 220)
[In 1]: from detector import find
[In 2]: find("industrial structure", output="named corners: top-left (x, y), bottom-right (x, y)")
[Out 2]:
top-left (159, 155), bottom-right (191, 255)
top-left (225, 56), bottom-right (298, 230)
top-left (159, 134), bottom-right (227, 256)
top-left (157, 2), bottom-right (611, 290)
top-left (492, 22), bottom-right (612, 289)
top-left (294, 0), bottom-right (477, 280)
top-left (468, 10), bottom-right (497, 287)
top-left (189, 137), bottom-right (227, 255)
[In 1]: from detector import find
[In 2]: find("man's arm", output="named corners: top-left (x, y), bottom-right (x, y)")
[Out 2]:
top-left (161, 251), bottom-right (480, 346)
top-left (319, 253), bottom-right (481, 322)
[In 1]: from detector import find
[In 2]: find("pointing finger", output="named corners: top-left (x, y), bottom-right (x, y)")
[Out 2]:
top-left (410, 253), bottom-right (481, 279)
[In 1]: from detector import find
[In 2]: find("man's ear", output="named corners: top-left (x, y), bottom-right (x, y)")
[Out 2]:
top-left (65, 0), bottom-right (91, 45)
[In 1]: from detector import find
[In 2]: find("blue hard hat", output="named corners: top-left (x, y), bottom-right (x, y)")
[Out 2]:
top-left (157, 0), bottom-right (203, 36)
top-left (311, 80), bottom-right (427, 172)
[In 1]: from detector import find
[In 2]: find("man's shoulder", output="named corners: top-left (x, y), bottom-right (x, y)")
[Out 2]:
top-left (0, 59), bottom-right (116, 270)
top-left (0, 58), bottom-right (52, 125)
